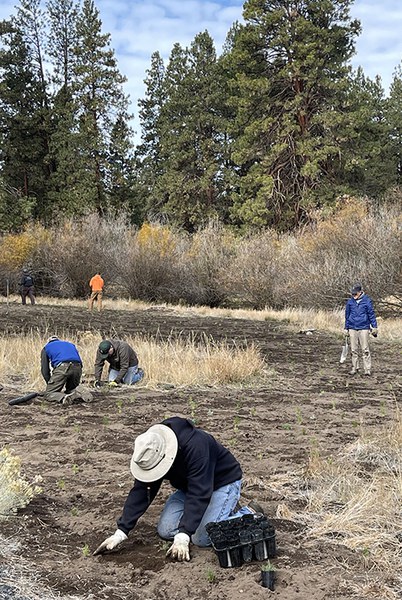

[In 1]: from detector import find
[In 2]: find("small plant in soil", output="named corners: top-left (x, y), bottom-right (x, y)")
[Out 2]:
top-left (206, 568), bottom-right (216, 583)
top-left (233, 415), bottom-right (240, 433)
top-left (295, 406), bottom-right (303, 424)
top-left (71, 464), bottom-right (79, 475)
top-left (57, 478), bottom-right (65, 490)
top-left (81, 543), bottom-right (90, 558)
top-left (188, 397), bottom-right (198, 424)
top-left (116, 399), bottom-right (123, 414)
top-left (261, 560), bottom-right (276, 591)
top-left (70, 506), bottom-right (78, 516)
top-left (282, 423), bottom-right (292, 430)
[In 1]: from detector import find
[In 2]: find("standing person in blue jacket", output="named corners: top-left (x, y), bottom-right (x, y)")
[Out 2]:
top-left (41, 336), bottom-right (83, 403)
top-left (94, 416), bottom-right (263, 561)
top-left (344, 283), bottom-right (378, 376)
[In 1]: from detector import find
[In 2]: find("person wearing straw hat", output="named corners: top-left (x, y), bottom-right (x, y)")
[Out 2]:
top-left (93, 417), bottom-right (262, 561)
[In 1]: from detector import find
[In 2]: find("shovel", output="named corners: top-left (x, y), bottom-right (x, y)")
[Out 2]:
top-left (339, 336), bottom-right (349, 364)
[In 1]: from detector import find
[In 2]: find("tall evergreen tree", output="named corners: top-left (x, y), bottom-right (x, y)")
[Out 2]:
top-left (0, 19), bottom-right (47, 223)
top-left (136, 51), bottom-right (166, 220)
top-left (341, 68), bottom-right (393, 197)
top-left (72, 0), bottom-right (130, 213)
top-left (226, 0), bottom-right (361, 230)
top-left (149, 32), bottom-right (229, 230)
top-left (386, 65), bottom-right (402, 188)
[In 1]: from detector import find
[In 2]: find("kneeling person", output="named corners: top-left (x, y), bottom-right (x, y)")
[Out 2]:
top-left (94, 339), bottom-right (143, 387)
top-left (41, 336), bottom-right (82, 404)
top-left (94, 416), bottom-right (260, 561)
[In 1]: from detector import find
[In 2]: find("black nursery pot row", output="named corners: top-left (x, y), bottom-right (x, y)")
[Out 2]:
top-left (206, 514), bottom-right (276, 568)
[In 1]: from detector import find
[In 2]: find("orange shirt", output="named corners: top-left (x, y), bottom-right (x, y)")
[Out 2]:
top-left (89, 274), bottom-right (104, 292)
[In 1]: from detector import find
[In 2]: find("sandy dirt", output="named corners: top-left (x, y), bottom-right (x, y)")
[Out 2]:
top-left (0, 303), bottom-right (401, 600)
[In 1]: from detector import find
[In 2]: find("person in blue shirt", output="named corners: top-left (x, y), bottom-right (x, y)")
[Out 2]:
top-left (41, 336), bottom-right (83, 403)
top-left (93, 417), bottom-right (263, 561)
top-left (344, 283), bottom-right (378, 376)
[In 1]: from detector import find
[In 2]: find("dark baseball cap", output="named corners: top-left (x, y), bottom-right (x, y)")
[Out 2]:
top-left (98, 340), bottom-right (112, 356)
top-left (351, 283), bottom-right (362, 295)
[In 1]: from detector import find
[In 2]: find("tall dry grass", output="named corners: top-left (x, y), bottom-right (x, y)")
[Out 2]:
top-left (0, 331), bottom-right (266, 392)
top-left (273, 414), bottom-right (402, 597)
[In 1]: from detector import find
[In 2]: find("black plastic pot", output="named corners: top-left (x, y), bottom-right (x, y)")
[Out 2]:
top-left (261, 570), bottom-right (275, 591)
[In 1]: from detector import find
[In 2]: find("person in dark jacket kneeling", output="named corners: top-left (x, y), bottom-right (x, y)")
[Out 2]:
top-left (94, 339), bottom-right (143, 387)
top-left (94, 416), bottom-right (261, 561)
top-left (344, 283), bottom-right (378, 376)
top-left (41, 336), bottom-right (83, 404)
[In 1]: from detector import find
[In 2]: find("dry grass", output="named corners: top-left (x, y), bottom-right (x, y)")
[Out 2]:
top-left (2, 294), bottom-right (401, 342)
top-left (0, 331), bottom-right (266, 392)
top-left (272, 414), bottom-right (402, 596)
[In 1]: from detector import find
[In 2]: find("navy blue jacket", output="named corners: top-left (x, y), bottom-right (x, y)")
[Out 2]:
top-left (345, 293), bottom-right (377, 331)
top-left (117, 417), bottom-right (243, 537)
top-left (41, 339), bottom-right (82, 383)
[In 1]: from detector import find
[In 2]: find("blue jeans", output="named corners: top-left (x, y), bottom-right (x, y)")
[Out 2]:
top-left (108, 366), bottom-right (140, 384)
top-left (157, 480), bottom-right (252, 547)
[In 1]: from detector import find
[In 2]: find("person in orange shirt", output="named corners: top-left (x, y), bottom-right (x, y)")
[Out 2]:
top-left (89, 271), bottom-right (105, 312)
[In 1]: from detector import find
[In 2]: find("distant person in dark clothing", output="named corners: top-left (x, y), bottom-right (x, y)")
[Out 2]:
top-left (41, 336), bottom-right (83, 404)
top-left (20, 268), bottom-right (35, 305)
top-left (344, 283), bottom-right (378, 376)
top-left (94, 339), bottom-right (143, 386)
top-left (93, 417), bottom-right (262, 561)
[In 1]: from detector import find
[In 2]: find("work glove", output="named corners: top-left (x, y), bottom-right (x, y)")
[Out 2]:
top-left (108, 380), bottom-right (119, 387)
top-left (166, 532), bottom-right (190, 562)
top-left (343, 329), bottom-right (349, 336)
top-left (371, 327), bottom-right (378, 337)
top-left (93, 529), bottom-right (127, 556)
top-left (94, 380), bottom-right (102, 388)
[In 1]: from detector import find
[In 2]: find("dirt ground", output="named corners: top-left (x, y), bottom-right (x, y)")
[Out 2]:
top-left (0, 303), bottom-right (401, 600)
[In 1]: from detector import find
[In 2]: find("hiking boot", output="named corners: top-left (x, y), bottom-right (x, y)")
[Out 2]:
top-left (247, 500), bottom-right (265, 516)
top-left (364, 371), bottom-right (371, 376)
top-left (349, 369), bottom-right (358, 375)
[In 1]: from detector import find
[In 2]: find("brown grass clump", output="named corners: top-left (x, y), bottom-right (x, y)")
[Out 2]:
top-left (0, 332), bottom-right (266, 392)
top-left (272, 414), bottom-right (402, 595)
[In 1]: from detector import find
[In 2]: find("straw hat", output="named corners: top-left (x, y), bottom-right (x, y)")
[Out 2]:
top-left (130, 424), bottom-right (178, 482)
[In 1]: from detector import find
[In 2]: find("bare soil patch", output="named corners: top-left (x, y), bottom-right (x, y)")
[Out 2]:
top-left (0, 303), bottom-right (401, 600)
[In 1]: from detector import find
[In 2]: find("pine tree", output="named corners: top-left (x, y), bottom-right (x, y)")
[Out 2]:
top-left (386, 65), bottom-right (402, 187)
top-left (72, 0), bottom-right (130, 213)
top-left (0, 19), bottom-right (46, 224)
top-left (226, 0), bottom-right (361, 230)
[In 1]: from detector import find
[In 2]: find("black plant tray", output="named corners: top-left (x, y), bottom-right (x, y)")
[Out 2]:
top-left (206, 514), bottom-right (276, 568)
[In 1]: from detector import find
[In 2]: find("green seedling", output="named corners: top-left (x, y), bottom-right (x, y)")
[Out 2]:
top-left (70, 506), bottom-right (79, 517)
top-left (73, 424), bottom-right (81, 433)
top-left (206, 568), bottom-right (216, 583)
top-left (250, 407), bottom-right (257, 417)
top-left (116, 399), bottom-right (123, 414)
top-left (233, 415), bottom-right (240, 433)
top-left (331, 400), bottom-right (337, 410)
top-left (57, 479), bottom-right (65, 490)
top-left (102, 416), bottom-right (110, 426)
top-left (295, 407), bottom-right (303, 425)
top-left (261, 560), bottom-right (276, 572)
top-left (282, 423), bottom-right (292, 430)
top-left (82, 543), bottom-right (90, 558)
top-left (159, 540), bottom-right (171, 553)
top-left (72, 464), bottom-right (79, 475)
top-left (188, 397), bottom-right (198, 424)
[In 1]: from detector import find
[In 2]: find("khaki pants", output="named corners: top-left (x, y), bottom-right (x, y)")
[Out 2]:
top-left (349, 329), bottom-right (371, 373)
top-left (44, 362), bottom-right (82, 403)
top-left (89, 290), bottom-right (103, 311)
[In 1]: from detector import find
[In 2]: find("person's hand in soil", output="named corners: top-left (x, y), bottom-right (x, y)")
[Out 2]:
top-left (93, 529), bottom-right (127, 555)
top-left (166, 533), bottom-right (190, 561)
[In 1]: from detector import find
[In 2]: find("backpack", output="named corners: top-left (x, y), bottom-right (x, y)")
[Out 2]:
top-left (24, 275), bottom-right (34, 287)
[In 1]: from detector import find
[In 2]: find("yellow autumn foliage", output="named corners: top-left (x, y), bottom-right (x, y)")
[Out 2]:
top-left (137, 222), bottom-right (176, 257)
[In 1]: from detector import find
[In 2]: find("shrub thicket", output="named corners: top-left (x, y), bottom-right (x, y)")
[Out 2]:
top-left (0, 197), bottom-right (400, 311)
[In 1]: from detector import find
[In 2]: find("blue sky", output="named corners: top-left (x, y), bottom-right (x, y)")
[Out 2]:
top-left (1, 0), bottom-right (401, 135)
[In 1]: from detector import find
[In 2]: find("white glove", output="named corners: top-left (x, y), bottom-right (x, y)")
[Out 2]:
top-left (93, 528), bottom-right (127, 555)
top-left (166, 532), bottom-right (191, 561)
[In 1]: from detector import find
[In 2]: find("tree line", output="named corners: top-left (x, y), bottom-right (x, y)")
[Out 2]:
top-left (1, 0), bottom-right (402, 233)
